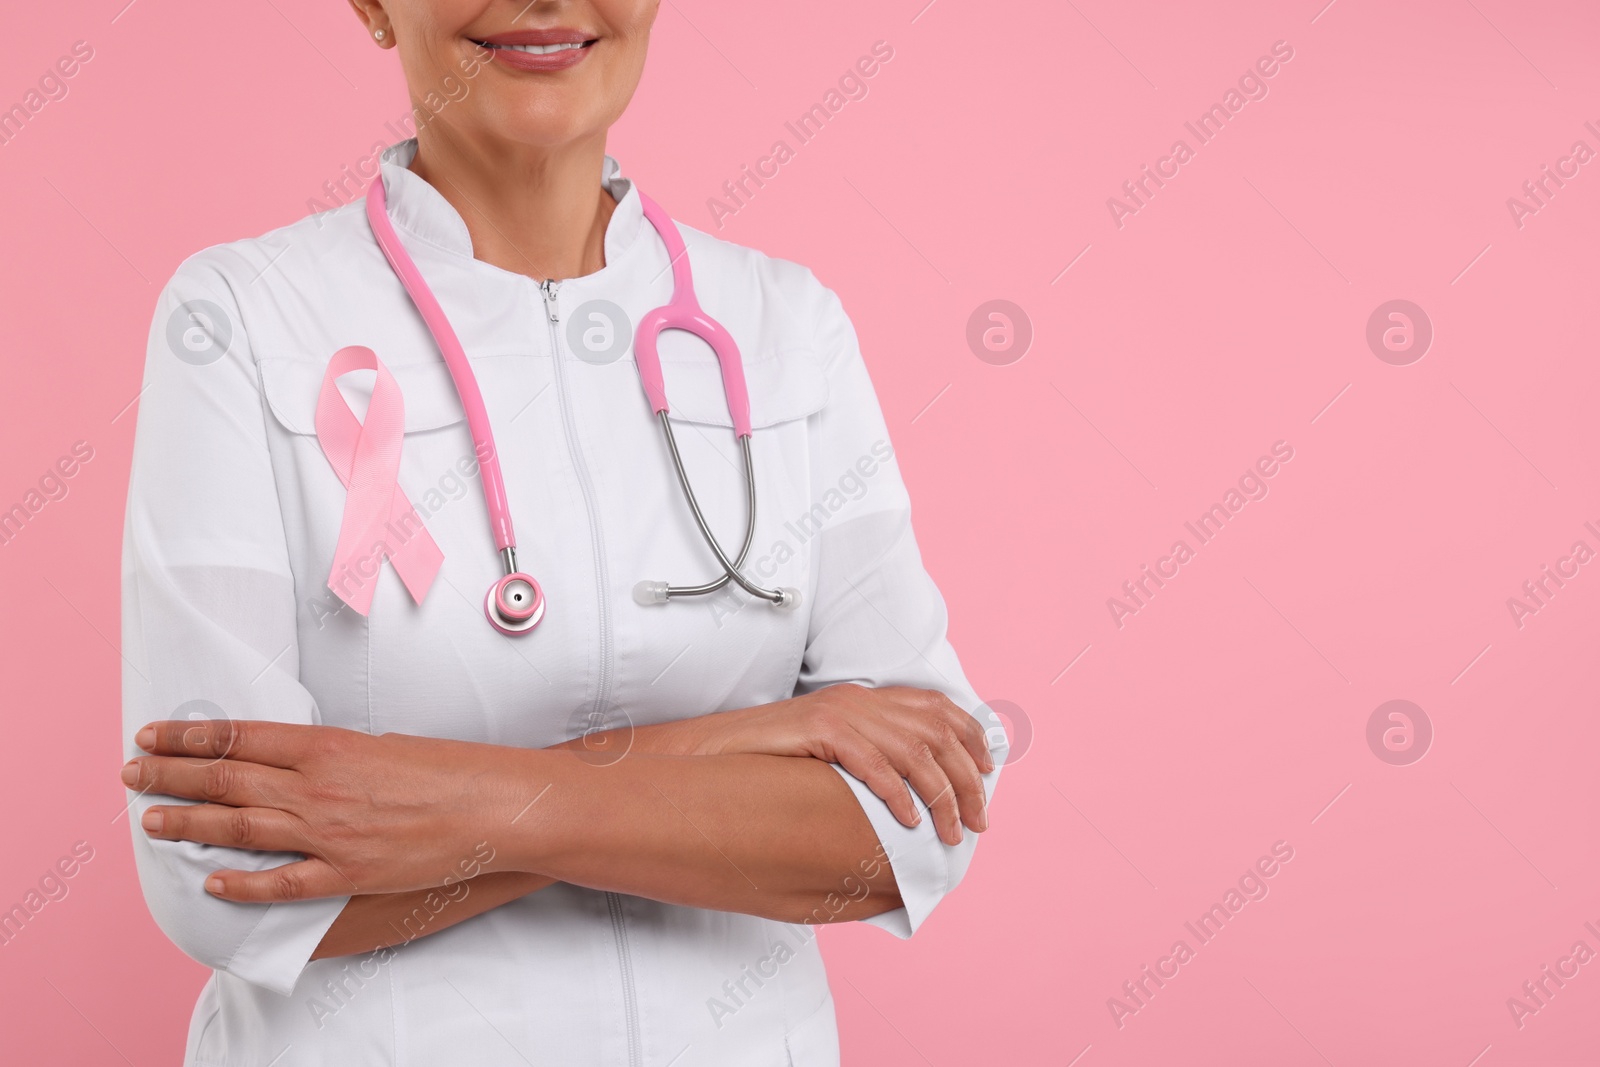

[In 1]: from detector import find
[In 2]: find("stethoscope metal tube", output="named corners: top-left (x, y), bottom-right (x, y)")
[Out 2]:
top-left (631, 412), bottom-right (800, 610)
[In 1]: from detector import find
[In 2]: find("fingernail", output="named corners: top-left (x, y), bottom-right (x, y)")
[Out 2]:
top-left (135, 726), bottom-right (156, 751)
top-left (120, 761), bottom-right (140, 787)
top-left (978, 809), bottom-right (989, 832)
top-left (204, 876), bottom-right (225, 895)
top-left (141, 809), bottom-right (163, 833)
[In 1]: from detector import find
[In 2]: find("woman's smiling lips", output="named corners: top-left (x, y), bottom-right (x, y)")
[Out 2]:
top-left (471, 29), bottom-right (597, 72)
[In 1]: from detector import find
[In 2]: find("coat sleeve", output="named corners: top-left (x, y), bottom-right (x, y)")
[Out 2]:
top-left (791, 275), bottom-right (1007, 937)
top-left (121, 252), bottom-right (348, 996)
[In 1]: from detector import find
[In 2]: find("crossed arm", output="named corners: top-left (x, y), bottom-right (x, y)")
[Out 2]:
top-left (120, 684), bottom-right (994, 960)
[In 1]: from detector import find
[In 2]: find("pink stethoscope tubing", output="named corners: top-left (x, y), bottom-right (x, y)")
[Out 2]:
top-left (366, 178), bottom-right (542, 634)
top-left (631, 193), bottom-right (753, 438)
top-left (366, 178), bottom-right (513, 551)
top-left (364, 175), bottom-right (797, 636)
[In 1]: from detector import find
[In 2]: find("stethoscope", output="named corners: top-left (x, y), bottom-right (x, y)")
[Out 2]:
top-left (364, 175), bottom-right (800, 636)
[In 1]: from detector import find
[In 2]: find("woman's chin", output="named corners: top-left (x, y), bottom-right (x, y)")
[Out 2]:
top-left (479, 109), bottom-right (608, 150)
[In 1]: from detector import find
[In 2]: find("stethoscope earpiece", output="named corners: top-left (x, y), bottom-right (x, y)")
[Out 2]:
top-left (633, 579), bottom-right (801, 611)
top-left (632, 581), bottom-right (670, 606)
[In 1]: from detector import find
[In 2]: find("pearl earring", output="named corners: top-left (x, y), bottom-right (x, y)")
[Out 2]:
top-left (374, 28), bottom-right (386, 40)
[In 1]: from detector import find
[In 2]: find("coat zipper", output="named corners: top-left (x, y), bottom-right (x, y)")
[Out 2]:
top-left (540, 276), bottom-right (640, 1067)
top-left (606, 892), bottom-right (643, 1067)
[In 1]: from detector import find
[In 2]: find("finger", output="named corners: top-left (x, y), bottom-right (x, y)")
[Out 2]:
top-left (135, 718), bottom-right (334, 768)
top-left (842, 688), bottom-right (972, 842)
top-left (923, 720), bottom-right (989, 834)
top-left (122, 755), bottom-right (298, 809)
top-left (948, 705), bottom-right (997, 774)
top-left (826, 728), bottom-right (921, 829)
top-left (897, 693), bottom-right (990, 830)
top-left (203, 858), bottom-right (354, 903)
top-left (904, 690), bottom-right (994, 775)
top-left (880, 732), bottom-right (962, 846)
top-left (142, 803), bottom-right (309, 853)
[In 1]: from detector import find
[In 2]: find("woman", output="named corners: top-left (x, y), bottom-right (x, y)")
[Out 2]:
top-left (119, 1), bottom-right (1003, 1063)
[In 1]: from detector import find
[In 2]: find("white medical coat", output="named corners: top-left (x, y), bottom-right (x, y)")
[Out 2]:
top-left (121, 138), bottom-right (1003, 1067)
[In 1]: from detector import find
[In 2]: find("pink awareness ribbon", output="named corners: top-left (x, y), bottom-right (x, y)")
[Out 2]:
top-left (313, 346), bottom-right (444, 616)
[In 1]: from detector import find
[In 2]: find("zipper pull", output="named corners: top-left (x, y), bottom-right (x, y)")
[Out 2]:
top-left (540, 278), bottom-right (560, 324)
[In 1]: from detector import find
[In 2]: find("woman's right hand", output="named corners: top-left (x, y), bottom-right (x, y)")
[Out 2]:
top-left (596, 685), bottom-right (995, 846)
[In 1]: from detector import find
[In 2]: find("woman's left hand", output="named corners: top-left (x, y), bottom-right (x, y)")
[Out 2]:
top-left (123, 720), bottom-right (540, 903)
top-left (616, 684), bottom-right (995, 846)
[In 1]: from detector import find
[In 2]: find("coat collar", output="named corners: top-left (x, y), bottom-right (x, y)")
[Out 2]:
top-left (374, 138), bottom-right (647, 273)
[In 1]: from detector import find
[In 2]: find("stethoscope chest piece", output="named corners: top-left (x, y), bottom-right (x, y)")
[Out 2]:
top-left (486, 572), bottom-right (545, 635)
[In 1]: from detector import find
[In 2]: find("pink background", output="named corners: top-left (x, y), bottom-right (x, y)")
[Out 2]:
top-left (2, 0), bottom-right (1598, 1063)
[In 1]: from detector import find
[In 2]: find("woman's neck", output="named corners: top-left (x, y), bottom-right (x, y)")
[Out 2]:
top-left (408, 129), bottom-right (617, 283)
